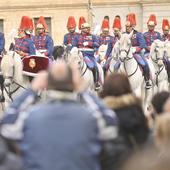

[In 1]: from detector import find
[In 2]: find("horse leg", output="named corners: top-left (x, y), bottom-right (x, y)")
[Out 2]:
top-left (0, 75), bottom-right (5, 103)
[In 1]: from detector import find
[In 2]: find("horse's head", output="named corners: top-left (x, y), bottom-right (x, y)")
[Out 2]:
top-left (1, 51), bottom-right (23, 87)
top-left (69, 47), bottom-right (82, 67)
top-left (150, 40), bottom-right (165, 66)
top-left (119, 32), bottom-right (133, 61)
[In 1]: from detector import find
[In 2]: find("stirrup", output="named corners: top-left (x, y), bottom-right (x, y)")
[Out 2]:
top-left (95, 82), bottom-right (101, 91)
top-left (145, 80), bottom-right (152, 89)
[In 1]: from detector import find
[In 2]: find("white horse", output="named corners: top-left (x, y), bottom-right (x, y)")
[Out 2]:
top-left (1, 51), bottom-right (30, 108)
top-left (149, 39), bottom-right (169, 92)
top-left (107, 40), bottom-right (121, 74)
top-left (69, 47), bottom-right (104, 93)
top-left (115, 32), bottom-right (145, 97)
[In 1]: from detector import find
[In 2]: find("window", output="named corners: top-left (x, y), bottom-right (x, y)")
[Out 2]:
top-left (34, 17), bottom-right (52, 36)
top-left (0, 19), bottom-right (4, 33)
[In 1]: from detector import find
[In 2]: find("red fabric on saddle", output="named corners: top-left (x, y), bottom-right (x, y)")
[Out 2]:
top-left (22, 55), bottom-right (49, 73)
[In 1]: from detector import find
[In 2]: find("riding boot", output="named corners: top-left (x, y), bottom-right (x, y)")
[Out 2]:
top-left (92, 68), bottom-right (100, 90)
top-left (143, 66), bottom-right (152, 89)
top-left (165, 60), bottom-right (170, 83)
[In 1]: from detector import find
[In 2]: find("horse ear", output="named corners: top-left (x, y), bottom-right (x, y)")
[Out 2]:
top-left (128, 30), bottom-right (134, 39)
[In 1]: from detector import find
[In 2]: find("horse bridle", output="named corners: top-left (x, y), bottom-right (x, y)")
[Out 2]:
top-left (119, 44), bottom-right (138, 77)
top-left (119, 43), bottom-right (133, 62)
top-left (3, 51), bottom-right (27, 101)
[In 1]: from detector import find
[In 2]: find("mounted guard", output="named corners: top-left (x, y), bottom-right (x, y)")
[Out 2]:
top-left (14, 16), bottom-right (36, 58)
top-left (33, 16), bottom-right (54, 62)
top-left (72, 22), bottom-right (101, 90)
top-left (63, 16), bottom-right (79, 50)
top-left (125, 13), bottom-right (152, 89)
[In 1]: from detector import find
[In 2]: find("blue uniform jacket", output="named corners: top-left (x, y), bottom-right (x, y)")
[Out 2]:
top-left (15, 36), bottom-right (36, 56)
top-left (98, 35), bottom-right (114, 59)
top-left (131, 31), bottom-right (147, 53)
top-left (0, 32), bottom-right (5, 54)
top-left (63, 32), bottom-right (79, 46)
top-left (72, 33), bottom-right (100, 58)
top-left (143, 31), bottom-right (161, 52)
top-left (33, 34), bottom-right (54, 59)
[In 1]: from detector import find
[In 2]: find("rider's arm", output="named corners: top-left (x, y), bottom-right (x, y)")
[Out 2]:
top-left (143, 32), bottom-right (150, 52)
top-left (63, 34), bottom-right (68, 46)
top-left (89, 35), bottom-right (100, 48)
top-left (28, 39), bottom-right (36, 56)
top-left (72, 35), bottom-right (79, 48)
top-left (45, 36), bottom-right (54, 58)
top-left (0, 33), bottom-right (5, 53)
top-left (105, 40), bottom-right (113, 59)
top-left (157, 32), bottom-right (162, 41)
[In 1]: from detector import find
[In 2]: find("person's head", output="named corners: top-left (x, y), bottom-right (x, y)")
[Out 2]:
top-left (125, 13), bottom-right (136, 33)
top-left (155, 113), bottom-right (170, 149)
top-left (151, 91), bottom-right (170, 115)
top-left (67, 16), bottom-right (76, 33)
top-left (162, 19), bottom-right (170, 36)
top-left (47, 61), bottom-right (74, 92)
top-left (100, 73), bottom-right (132, 98)
top-left (81, 22), bottom-right (90, 34)
top-left (101, 19), bottom-right (109, 36)
top-left (35, 16), bottom-right (48, 35)
top-left (147, 14), bottom-right (157, 31)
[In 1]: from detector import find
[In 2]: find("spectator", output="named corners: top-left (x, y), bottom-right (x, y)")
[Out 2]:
top-left (122, 148), bottom-right (170, 170)
top-left (1, 61), bottom-right (118, 170)
top-left (155, 113), bottom-right (170, 150)
top-left (0, 136), bottom-right (22, 170)
top-left (100, 73), bottom-right (150, 169)
top-left (151, 91), bottom-right (170, 115)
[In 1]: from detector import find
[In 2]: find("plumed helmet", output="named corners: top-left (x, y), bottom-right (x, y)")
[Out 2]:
top-left (147, 14), bottom-right (157, 26)
top-left (36, 16), bottom-right (48, 32)
top-left (78, 16), bottom-right (86, 30)
top-left (126, 13), bottom-right (136, 27)
top-left (112, 18), bottom-right (122, 30)
top-left (101, 19), bottom-right (110, 30)
top-left (162, 19), bottom-right (170, 30)
top-left (67, 16), bottom-right (76, 28)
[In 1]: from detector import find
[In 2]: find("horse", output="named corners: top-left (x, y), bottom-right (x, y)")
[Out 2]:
top-left (149, 39), bottom-right (169, 92)
top-left (113, 31), bottom-right (157, 111)
top-left (68, 47), bottom-right (104, 93)
top-left (1, 50), bottom-right (30, 108)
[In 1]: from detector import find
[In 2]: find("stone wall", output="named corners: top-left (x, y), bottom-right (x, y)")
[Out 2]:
top-left (0, 0), bottom-right (170, 48)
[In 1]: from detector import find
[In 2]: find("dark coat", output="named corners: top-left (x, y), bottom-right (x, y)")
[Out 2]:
top-left (102, 94), bottom-right (149, 170)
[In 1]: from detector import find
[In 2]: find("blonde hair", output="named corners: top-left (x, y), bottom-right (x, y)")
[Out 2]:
top-left (155, 113), bottom-right (170, 147)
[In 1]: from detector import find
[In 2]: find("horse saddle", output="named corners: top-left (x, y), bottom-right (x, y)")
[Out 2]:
top-left (22, 55), bottom-right (49, 75)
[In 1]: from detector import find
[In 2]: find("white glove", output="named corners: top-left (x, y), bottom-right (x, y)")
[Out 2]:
top-left (101, 59), bottom-right (106, 67)
top-left (131, 47), bottom-right (136, 53)
top-left (83, 42), bottom-right (89, 46)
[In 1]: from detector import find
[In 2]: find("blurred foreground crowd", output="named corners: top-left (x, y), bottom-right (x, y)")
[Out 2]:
top-left (0, 61), bottom-right (170, 170)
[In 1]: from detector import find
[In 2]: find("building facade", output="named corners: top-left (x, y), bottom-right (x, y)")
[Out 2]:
top-left (0, 0), bottom-right (170, 48)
